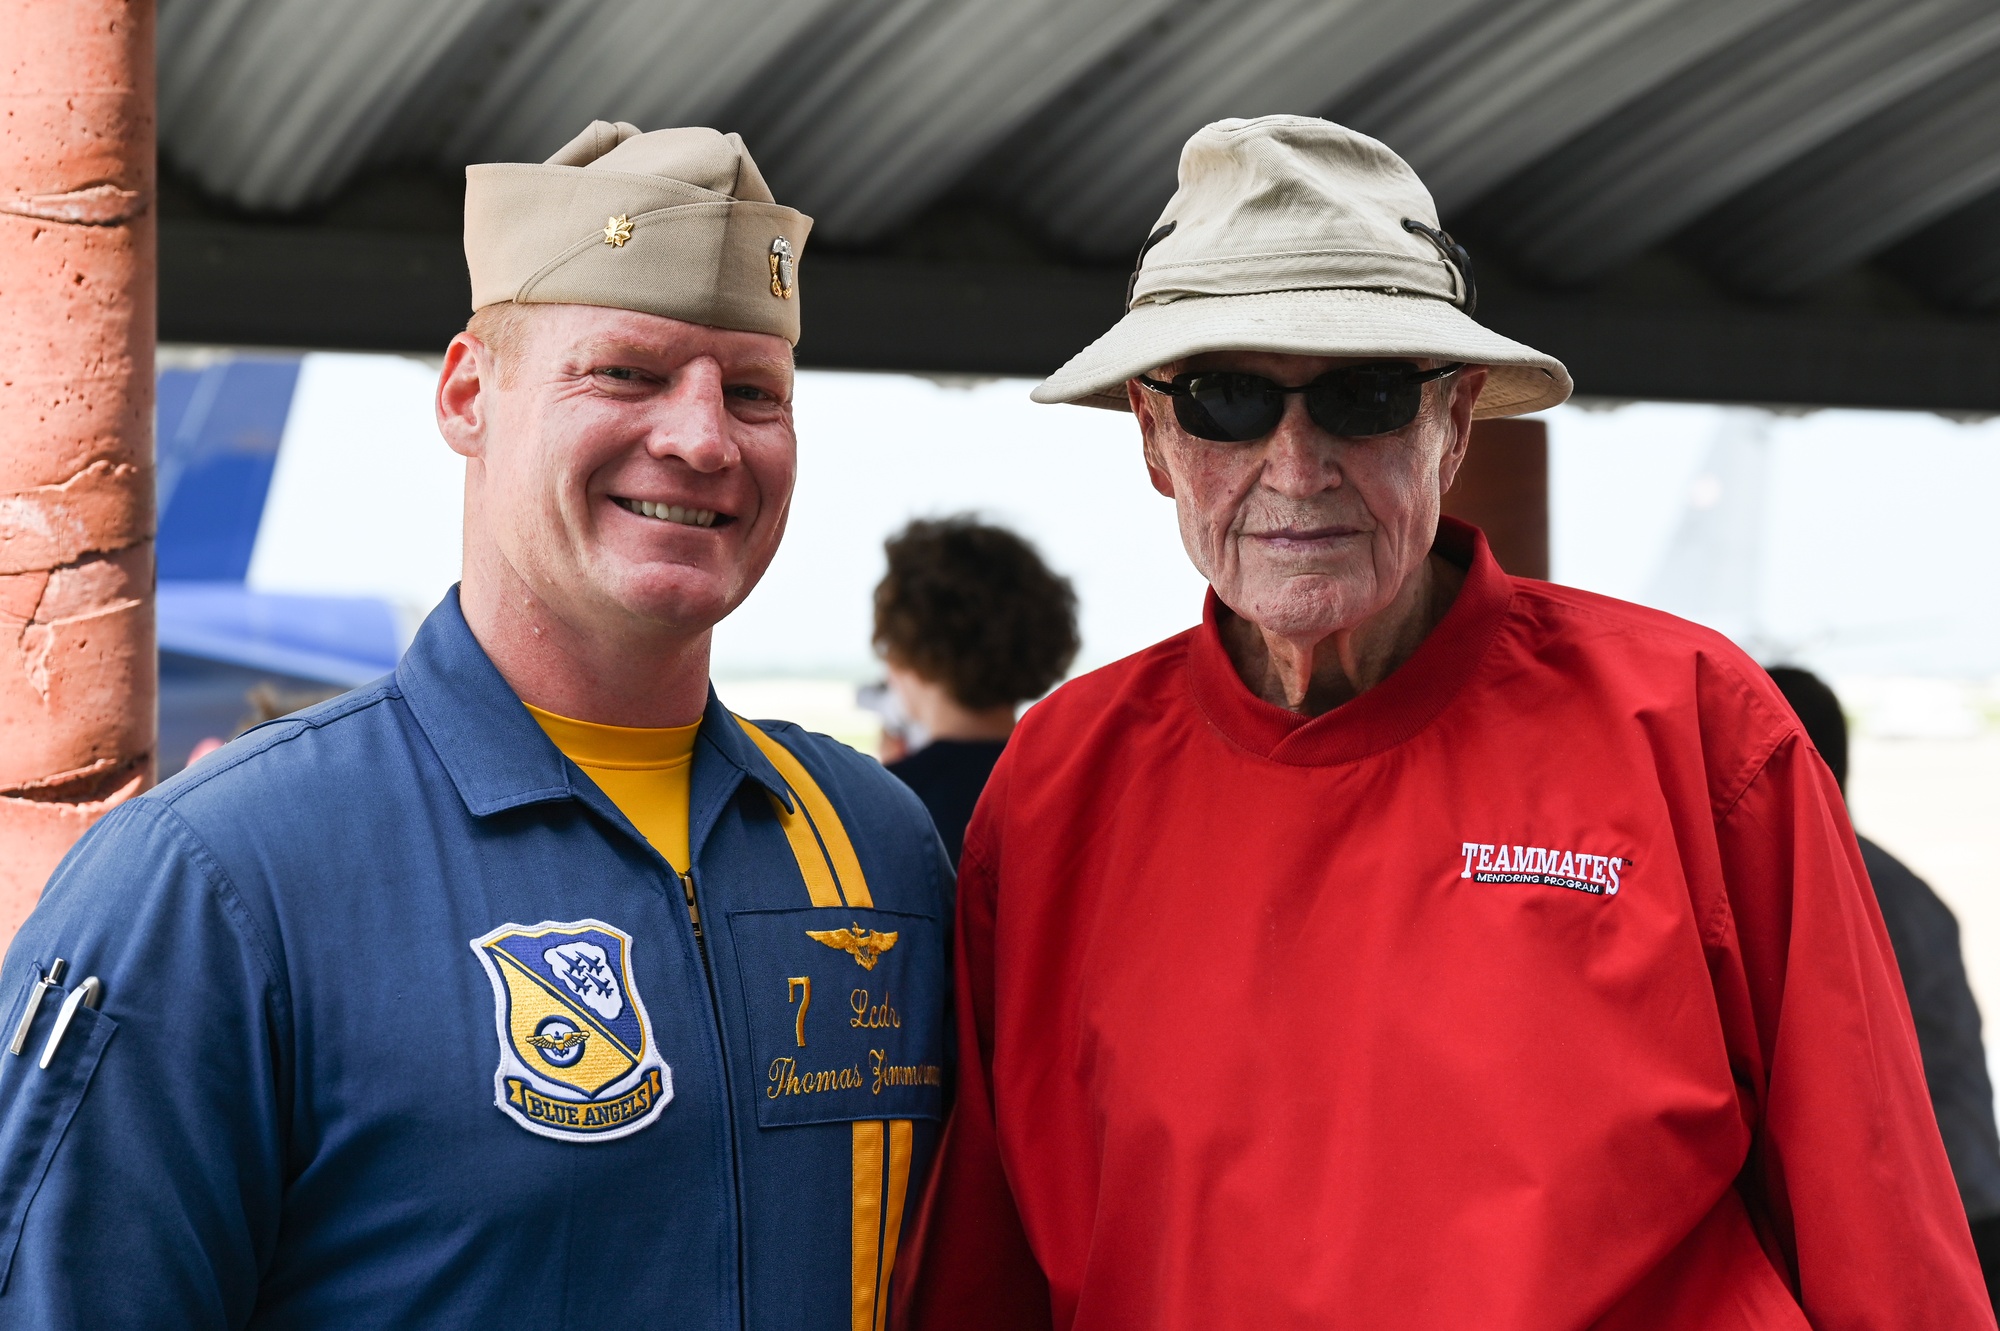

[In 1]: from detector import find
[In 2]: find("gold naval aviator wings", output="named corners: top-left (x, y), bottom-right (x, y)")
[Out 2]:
top-left (735, 716), bottom-right (914, 1331)
top-left (806, 925), bottom-right (899, 970)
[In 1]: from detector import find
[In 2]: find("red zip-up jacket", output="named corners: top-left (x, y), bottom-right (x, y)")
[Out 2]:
top-left (899, 520), bottom-right (1991, 1330)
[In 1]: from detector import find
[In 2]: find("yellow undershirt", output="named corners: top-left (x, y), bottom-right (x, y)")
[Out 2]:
top-left (525, 701), bottom-right (700, 877)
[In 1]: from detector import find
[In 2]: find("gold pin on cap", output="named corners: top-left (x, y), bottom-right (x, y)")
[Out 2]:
top-left (603, 214), bottom-right (633, 248)
top-left (769, 237), bottom-right (795, 298)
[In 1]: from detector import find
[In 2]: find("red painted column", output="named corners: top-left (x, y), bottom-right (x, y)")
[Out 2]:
top-left (0, 0), bottom-right (157, 942)
top-left (1446, 418), bottom-right (1549, 580)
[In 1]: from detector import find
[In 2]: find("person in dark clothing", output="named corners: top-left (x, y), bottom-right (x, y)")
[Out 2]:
top-left (873, 517), bottom-right (1079, 865)
top-left (1768, 665), bottom-right (2000, 1302)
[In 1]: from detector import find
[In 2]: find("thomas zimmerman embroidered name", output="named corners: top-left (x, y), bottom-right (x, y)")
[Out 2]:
top-left (868, 1049), bottom-right (942, 1094)
top-left (767, 1053), bottom-right (943, 1099)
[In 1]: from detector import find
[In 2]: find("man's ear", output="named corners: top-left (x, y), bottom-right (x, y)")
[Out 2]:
top-left (1435, 365), bottom-right (1488, 496)
top-left (1127, 379), bottom-right (1177, 499)
top-left (436, 333), bottom-right (493, 460)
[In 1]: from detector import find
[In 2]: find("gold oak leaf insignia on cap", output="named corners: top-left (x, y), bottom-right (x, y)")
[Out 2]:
top-left (603, 214), bottom-right (633, 248)
top-left (769, 236), bottom-right (795, 298)
top-left (805, 925), bottom-right (897, 970)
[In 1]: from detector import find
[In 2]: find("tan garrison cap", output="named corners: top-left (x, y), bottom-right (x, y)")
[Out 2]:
top-left (464, 121), bottom-right (812, 344)
top-left (1035, 116), bottom-right (1571, 417)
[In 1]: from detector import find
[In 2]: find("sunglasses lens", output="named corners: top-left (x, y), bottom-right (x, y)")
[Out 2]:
top-left (1177, 373), bottom-right (1285, 442)
top-left (1306, 366), bottom-right (1425, 437)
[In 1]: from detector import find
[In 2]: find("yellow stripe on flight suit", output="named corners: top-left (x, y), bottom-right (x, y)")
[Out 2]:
top-left (733, 717), bottom-right (914, 1331)
top-left (875, 1119), bottom-right (914, 1331)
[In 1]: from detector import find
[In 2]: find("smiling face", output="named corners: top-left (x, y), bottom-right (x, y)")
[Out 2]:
top-left (1131, 350), bottom-right (1485, 645)
top-left (440, 302), bottom-right (797, 642)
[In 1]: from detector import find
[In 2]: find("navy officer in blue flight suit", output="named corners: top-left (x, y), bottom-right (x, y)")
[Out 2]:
top-left (0, 121), bottom-right (953, 1329)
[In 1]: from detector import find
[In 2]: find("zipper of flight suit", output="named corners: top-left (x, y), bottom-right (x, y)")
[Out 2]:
top-left (680, 864), bottom-right (751, 1331)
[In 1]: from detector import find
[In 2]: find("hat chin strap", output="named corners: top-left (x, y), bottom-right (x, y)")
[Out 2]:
top-left (1400, 219), bottom-right (1477, 316)
top-left (1125, 220), bottom-right (1179, 309)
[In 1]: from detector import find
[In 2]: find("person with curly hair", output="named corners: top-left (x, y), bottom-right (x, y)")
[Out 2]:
top-left (874, 516), bottom-right (1079, 865)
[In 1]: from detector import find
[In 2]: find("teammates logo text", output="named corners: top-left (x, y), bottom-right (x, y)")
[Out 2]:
top-left (1459, 841), bottom-right (1626, 896)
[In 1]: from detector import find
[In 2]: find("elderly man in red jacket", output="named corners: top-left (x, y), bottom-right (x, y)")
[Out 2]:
top-left (897, 115), bottom-right (1992, 1330)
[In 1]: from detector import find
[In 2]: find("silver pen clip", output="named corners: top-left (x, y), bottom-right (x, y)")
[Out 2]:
top-left (38, 977), bottom-right (100, 1070)
top-left (9, 958), bottom-right (66, 1057)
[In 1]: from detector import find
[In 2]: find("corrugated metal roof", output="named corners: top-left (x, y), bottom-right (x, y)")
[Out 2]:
top-left (1693, 44), bottom-right (2000, 295)
top-left (1477, 0), bottom-right (2000, 283)
top-left (1331, 0), bottom-right (1810, 214)
top-left (443, 0), bottom-right (841, 172)
top-left (722, 0), bottom-right (1187, 242)
top-left (156, 0), bottom-right (2000, 311)
top-left (990, 0), bottom-right (1487, 255)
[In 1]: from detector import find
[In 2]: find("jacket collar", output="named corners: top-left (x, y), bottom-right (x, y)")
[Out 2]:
top-left (694, 690), bottom-right (795, 814)
top-left (397, 588), bottom-right (791, 817)
top-left (1184, 517), bottom-right (1515, 766)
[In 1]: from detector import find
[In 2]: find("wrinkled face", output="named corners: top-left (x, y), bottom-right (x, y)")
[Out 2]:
top-left (445, 303), bottom-right (797, 635)
top-left (1130, 351), bottom-right (1484, 642)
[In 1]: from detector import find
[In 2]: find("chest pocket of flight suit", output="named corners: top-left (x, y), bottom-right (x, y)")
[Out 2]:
top-left (730, 717), bottom-right (935, 1331)
top-left (730, 906), bottom-right (945, 1128)
top-left (0, 976), bottom-right (115, 1289)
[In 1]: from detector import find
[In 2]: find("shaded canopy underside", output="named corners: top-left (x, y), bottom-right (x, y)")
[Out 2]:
top-left (157, 0), bottom-right (2000, 409)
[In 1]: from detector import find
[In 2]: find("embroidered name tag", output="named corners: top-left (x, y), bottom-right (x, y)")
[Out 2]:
top-left (729, 907), bottom-right (946, 1128)
top-left (471, 919), bottom-right (673, 1142)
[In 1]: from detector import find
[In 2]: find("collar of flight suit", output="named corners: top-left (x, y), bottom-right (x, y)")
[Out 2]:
top-left (396, 586), bottom-right (795, 819)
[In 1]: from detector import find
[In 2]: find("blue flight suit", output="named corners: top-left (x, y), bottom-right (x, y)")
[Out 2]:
top-left (0, 591), bottom-right (953, 1329)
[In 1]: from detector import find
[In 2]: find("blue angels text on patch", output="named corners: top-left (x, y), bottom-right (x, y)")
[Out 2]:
top-left (471, 919), bottom-right (672, 1142)
top-left (729, 907), bottom-right (946, 1129)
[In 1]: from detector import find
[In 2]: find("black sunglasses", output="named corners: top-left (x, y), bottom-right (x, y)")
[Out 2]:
top-left (1137, 361), bottom-right (1464, 443)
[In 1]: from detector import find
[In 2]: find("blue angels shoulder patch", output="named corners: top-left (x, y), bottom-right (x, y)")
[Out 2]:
top-left (470, 919), bottom-right (672, 1142)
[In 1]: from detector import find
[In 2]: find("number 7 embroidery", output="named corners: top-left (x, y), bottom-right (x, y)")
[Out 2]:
top-left (787, 976), bottom-right (812, 1047)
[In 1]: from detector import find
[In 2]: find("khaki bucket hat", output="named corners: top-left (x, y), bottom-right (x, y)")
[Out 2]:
top-left (1034, 116), bottom-right (1571, 416)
